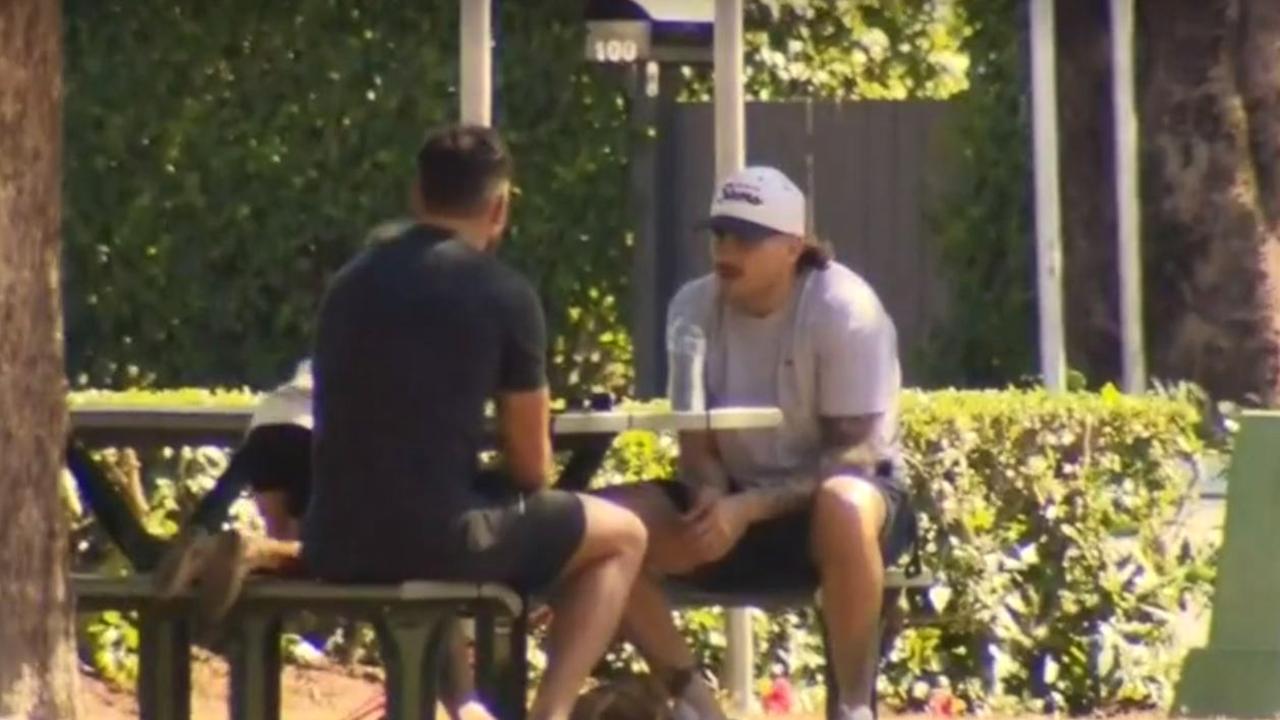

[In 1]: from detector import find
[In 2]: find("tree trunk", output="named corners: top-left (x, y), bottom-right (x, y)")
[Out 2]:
top-left (1055, 0), bottom-right (1121, 386)
top-left (1050, 0), bottom-right (1280, 404)
top-left (0, 1), bottom-right (77, 717)
top-left (1138, 0), bottom-right (1280, 404)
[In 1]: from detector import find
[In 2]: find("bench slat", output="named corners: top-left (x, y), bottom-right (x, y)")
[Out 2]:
top-left (71, 574), bottom-right (523, 617)
top-left (665, 569), bottom-right (934, 608)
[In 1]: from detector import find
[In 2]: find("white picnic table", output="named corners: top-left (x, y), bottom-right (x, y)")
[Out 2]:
top-left (68, 402), bottom-right (783, 446)
top-left (67, 400), bottom-right (784, 716)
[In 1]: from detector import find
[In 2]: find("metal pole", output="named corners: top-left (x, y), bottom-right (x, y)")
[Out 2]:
top-left (630, 61), bottom-right (662, 397)
top-left (1110, 0), bottom-right (1146, 393)
top-left (714, 0), bottom-right (754, 715)
top-left (1030, 0), bottom-right (1067, 391)
top-left (714, 0), bottom-right (745, 181)
top-left (460, 0), bottom-right (492, 125)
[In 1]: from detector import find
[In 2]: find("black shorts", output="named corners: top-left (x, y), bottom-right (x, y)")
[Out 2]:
top-left (299, 467), bottom-right (583, 594)
top-left (656, 475), bottom-right (917, 594)
top-left (230, 424), bottom-right (312, 518)
top-left (438, 471), bottom-right (587, 595)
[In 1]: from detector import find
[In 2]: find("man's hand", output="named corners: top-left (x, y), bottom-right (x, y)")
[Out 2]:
top-left (684, 483), bottom-right (724, 519)
top-left (683, 493), bottom-right (754, 564)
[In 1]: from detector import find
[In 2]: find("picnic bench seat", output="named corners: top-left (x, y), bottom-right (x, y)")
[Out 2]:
top-left (72, 573), bottom-right (527, 720)
top-left (67, 406), bottom-right (935, 719)
top-left (74, 566), bottom-right (934, 720)
top-left (665, 567), bottom-right (935, 718)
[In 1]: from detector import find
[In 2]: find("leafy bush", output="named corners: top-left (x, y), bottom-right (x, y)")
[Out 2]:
top-left (63, 0), bottom-right (637, 394)
top-left (890, 386), bottom-right (1218, 713)
top-left (920, 0), bottom-right (1035, 386)
top-left (68, 387), bottom-right (1218, 711)
top-left (63, 1), bottom-right (969, 396)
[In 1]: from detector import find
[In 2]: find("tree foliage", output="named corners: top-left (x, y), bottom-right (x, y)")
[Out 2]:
top-left (745, 0), bottom-right (969, 100)
top-left (63, 0), bottom-right (968, 392)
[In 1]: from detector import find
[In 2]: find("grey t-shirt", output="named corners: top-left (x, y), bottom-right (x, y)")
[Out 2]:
top-left (715, 291), bottom-right (791, 481)
top-left (667, 262), bottom-right (901, 487)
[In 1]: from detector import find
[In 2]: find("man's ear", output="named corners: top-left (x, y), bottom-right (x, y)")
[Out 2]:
top-left (490, 190), bottom-right (508, 224)
top-left (489, 185), bottom-right (511, 232)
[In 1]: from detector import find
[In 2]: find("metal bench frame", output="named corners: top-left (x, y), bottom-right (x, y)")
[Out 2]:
top-left (74, 566), bottom-right (933, 720)
top-left (73, 574), bottom-right (526, 720)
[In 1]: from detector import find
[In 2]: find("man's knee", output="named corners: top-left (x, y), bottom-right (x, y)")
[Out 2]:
top-left (617, 506), bottom-right (648, 557)
top-left (581, 494), bottom-right (649, 559)
top-left (813, 476), bottom-right (886, 550)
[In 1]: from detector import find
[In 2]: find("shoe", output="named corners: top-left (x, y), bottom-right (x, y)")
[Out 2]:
top-left (835, 704), bottom-right (874, 720)
top-left (152, 527), bottom-right (216, 599)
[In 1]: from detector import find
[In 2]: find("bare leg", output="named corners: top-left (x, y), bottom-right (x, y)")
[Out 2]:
top-left (529, 495), bottom-right (647, 720)
top-left (240, 534), bottom-right (302, 573)
top-left (811, 476), bottom-right (887, 714)
top-left (600, 484), bottom-right (727, 720)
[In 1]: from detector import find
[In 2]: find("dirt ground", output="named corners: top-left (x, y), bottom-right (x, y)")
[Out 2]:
top-left (75, 656), bottom-right (1177, 720)
top-left (78, 654), bottom-right (387, 720)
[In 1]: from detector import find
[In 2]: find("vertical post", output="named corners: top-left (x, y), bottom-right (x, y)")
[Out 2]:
top-left (460, 0), bottom-right (492, 126)
top-left (714, 0), bottom-right (745, 182)
top-left (629, 61), bottom-right (662, 397)
top-left (1029, 0), bottom-right (1067, 392)
top-left (714, 0), bottom-right (754, 714)
top-left (1110, 0), bottom-right (1146, 394)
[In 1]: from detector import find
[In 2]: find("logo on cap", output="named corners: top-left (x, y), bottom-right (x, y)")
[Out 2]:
top-left (718, 182), bottom-right (763, 206)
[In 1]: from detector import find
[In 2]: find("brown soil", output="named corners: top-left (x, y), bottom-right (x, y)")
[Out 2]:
top-left (77, 659), bottom-right (1175, 720)
top-left (78, 653), bottom-right (386, 720)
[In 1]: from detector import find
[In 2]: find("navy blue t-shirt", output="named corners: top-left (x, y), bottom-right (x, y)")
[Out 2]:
top-left (302, 223), bottom-right (546, 580)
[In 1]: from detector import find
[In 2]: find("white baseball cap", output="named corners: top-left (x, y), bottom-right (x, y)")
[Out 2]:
top-left (699, 166), bottom-right (807, 242)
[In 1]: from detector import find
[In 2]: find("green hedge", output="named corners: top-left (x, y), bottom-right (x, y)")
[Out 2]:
top-left (69, 387), bottom-right (1219, 711)
top-left (63, 1), bottom-right (968, 395)
top-left (63, 0), bottom-right (636, 393)
top-left (921, 0), bottom-right (1035, 386)
top-left (891, 387), bottom-right (1217, 712)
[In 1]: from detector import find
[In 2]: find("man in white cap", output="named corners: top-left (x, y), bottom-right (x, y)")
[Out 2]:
top-left (603, 167), bottom-right (916, 720)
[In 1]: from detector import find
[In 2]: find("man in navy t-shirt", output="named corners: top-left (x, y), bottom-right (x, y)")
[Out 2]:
top-left (305, 125), bottom-right (648, 720)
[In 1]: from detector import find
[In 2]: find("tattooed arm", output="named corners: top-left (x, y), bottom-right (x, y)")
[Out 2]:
top-left (678, 430), bottom-right (731, 501)
top-left (737, 414), bottom-right (882, 523)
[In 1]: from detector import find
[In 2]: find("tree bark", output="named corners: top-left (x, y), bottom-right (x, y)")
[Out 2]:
top-left (0, 1), bottom-right (78, 717)
top-left (1049, 0), bottom-right (1280, 403)
top-left (1138, 0), bottom-right (1280, 404)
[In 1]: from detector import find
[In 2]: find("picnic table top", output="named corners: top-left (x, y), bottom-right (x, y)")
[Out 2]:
top-left (68, 402), bottom-right (783, 439)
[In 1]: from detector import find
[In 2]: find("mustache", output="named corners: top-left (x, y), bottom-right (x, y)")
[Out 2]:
top-left (714, 263), bottom-right (742, 278)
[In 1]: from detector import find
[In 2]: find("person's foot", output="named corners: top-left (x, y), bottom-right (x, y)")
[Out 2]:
top-left (152, 527), bottom-right (217, 599)
top-left (196, 529), bottom-right (253, 627)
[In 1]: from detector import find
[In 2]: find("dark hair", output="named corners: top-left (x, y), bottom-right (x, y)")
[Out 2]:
top-left (415, 124), bottom-right (514, 214)
top-left (797, 236), bottom-right (833, 272)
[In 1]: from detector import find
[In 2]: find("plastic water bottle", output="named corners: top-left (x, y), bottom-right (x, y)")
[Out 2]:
top-left (666, 320), bottom-right (706, 412)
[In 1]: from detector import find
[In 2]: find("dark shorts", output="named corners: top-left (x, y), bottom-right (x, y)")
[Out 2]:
top-left (231, 424), bottom-right (313, 518)
top-left (440, 472), bottom-right (588, 595)
top-left (656, 475), bottom-right (917, 594)
top-left (301, 468), bottom-right (586, 595)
